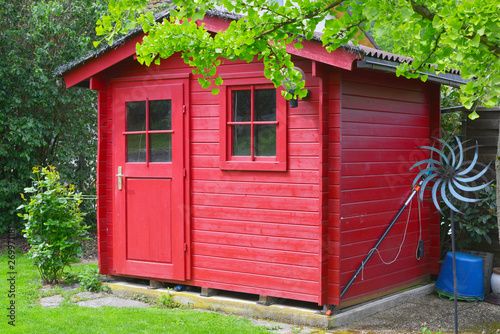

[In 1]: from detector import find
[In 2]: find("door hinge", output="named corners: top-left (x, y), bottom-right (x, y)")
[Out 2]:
top-left (184, 243), bottom-right (188, 252)
top-left (183, 168), bottom-right (187, 177)
top-left (182, 105), bottom-right (186, 114)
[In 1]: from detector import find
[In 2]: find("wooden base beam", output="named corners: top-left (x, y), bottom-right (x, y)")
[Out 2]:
top-left (201, 287), bottom-right (218, 297)
top-left (148, 280), bottom-right (163, 289)
top-left (257, 295), bottom-right (278, 306)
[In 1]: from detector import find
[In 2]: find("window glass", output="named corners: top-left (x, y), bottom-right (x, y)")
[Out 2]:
top-left (150, 133), bottom-right (172, 162)
top-left (255, 124), bottom-right (276, 156)
top-left (254, 89), bottom-right (276, 121)
top-left (149, 100), bottom-right (171, 131)
top-left (127, 134), bottom-right (147, 162)
top-left (126, 101), bottom-right (146, 131)
top-left (232, 90), bottom-right (251, 122)
top-left (232, 125), bottom-right (251, 156)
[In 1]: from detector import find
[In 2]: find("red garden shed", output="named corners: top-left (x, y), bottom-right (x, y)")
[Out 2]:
top-left (57, 9), bottom-right (466, 308)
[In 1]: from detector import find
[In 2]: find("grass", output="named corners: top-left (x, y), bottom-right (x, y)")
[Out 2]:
top-left (1, 252), bottom-right (270, 334)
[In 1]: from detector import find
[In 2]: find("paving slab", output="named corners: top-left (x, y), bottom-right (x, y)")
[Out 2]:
top-left (71, 291), bottom-right (103, 300)
top-left (40, 294), bottom-right (65, 308)
top-left (250, 318), bottom-right (337, 334)
top-left (76, 296), bottom-right (149, 308)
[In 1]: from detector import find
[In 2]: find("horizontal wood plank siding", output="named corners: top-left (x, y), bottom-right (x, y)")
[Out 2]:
top-left (96, 89), bottom-right (109, 274)
top-left (105, 84), bottom-right (115, 274)
top-left (189, 58), bottom-right (321, 303)
top-left (327, 69), bottom-right (342, 305)
top-left (337, 68), bottom-right (437, 304)
top-left (462, 107), bottom-right (500, 180)
top-left (98, 55), bottom-right (322, 302)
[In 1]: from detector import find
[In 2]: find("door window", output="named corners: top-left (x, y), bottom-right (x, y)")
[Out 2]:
top-left (125, 99), bottom-right (172, 163)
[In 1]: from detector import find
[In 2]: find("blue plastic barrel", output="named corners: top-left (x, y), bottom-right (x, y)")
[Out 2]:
top-left (435, 251), bottom-right (484, 301)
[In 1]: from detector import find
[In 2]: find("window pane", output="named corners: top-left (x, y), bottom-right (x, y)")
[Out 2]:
top-left (127, 134), bottom-right (146, 162)
top-left (232, 90), bottom-right (251, 122)
top-left (149, 100), bottom-right (171, 130)
top-left (126, 101), bottom-right (146, 131)
top-left (254, 89), bottom-right (276, 121)
top-left (255, 124), bottom-right (276, 156)
top-left (232, 125), bottom-right (251, 156)
top-left (150, 133), bottom-right (172, 162)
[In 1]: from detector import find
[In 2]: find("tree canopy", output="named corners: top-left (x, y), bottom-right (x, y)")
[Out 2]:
top-left (0, 0), bottom-right (106, 232)
top-left (96, 0), bottom-right (500, 118)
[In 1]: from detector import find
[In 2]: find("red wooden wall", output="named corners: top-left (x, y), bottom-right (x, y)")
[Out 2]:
top-left (90, 51), bottom-right (440, 307)
top-left (94, 55), bottom-right (325, 303)
top-left (96, 87), bottom-right (111, 274)
top-left (189, 57), bottom-right (323, 303)
top-left (327, 68), bottom-right (441, 306)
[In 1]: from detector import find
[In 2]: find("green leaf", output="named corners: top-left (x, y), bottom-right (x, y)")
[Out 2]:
top-left (125, 21), bottom-right (136, 31)
top-left (211, 87), bottom-right (220, 95)
top-left (294, 42), bottom-right (303, 49)
top-left (214, 77), bottom-right (223, 86)
top-left (448, 18), bottom-right (463, 30)
top-left (469, 111), bottom-right (480, 120)
top-left (471, 33), bottom-right (480, 47)
top-left (198, 77), bottom-right (211, 89)
top-left (244, 36), bottom-right (255, 45)
top-left (208, 66), bottom-right (216, 77)
top-left (192, 10), bottom-right (205, 22)
top-left (441, 5), bottom-right (452, 17)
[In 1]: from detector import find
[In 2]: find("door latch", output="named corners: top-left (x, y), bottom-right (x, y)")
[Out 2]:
top-left (117, 166), bottom-right (123, 190)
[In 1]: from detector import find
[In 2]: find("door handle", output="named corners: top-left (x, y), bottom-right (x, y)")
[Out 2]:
top-left (117, 166), bottom-right (123, 190)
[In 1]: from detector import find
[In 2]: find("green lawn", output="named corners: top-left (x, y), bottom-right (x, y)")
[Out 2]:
top-left (0, 252), bottom-right (270, 334)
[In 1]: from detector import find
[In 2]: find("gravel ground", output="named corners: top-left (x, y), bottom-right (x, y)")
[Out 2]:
top-left (336, 293), bottom-right (500, 334)
top-left (251, 292), bottom-right (500, 334)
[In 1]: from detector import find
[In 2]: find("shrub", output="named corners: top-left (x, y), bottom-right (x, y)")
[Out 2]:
top-left (441, 183), bottom-right (497, 256)
top-left (0, 0), bottom-right (106, 234)
top-left (18, 166), bottom-right (89, 284)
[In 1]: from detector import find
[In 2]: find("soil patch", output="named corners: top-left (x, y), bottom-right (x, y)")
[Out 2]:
top-left (0, 229), bottom-right (98, 261)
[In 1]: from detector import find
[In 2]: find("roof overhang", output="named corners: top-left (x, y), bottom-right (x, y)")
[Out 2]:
top-left (441, 105), bottom-right (500, 114)
top-left (356, 52), bottom-right (467, 88)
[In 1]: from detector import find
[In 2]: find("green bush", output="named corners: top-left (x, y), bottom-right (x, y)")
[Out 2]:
top-left (0, 0), bottom-right (107, 233)
top-left (18, 166), bottom-right (89, 284)
top-left (441, 184), bottom-right (497, 256)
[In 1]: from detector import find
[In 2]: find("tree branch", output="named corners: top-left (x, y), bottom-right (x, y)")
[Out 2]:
top-left (409, 0), bottom-right (435, 21)
top-left (255, 0), bottom-right (344, 40)
top-left (412, 28), bottom-right (445, 73)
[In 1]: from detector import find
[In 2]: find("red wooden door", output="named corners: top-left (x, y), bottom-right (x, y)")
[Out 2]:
top-left (113, 82), bottom-right (185, 280)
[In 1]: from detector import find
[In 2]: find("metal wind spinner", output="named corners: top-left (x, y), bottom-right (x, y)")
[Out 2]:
top-left (409, 136), bottom-right (492, 214)
top-left (409, 136), bottom-right (493, 334)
